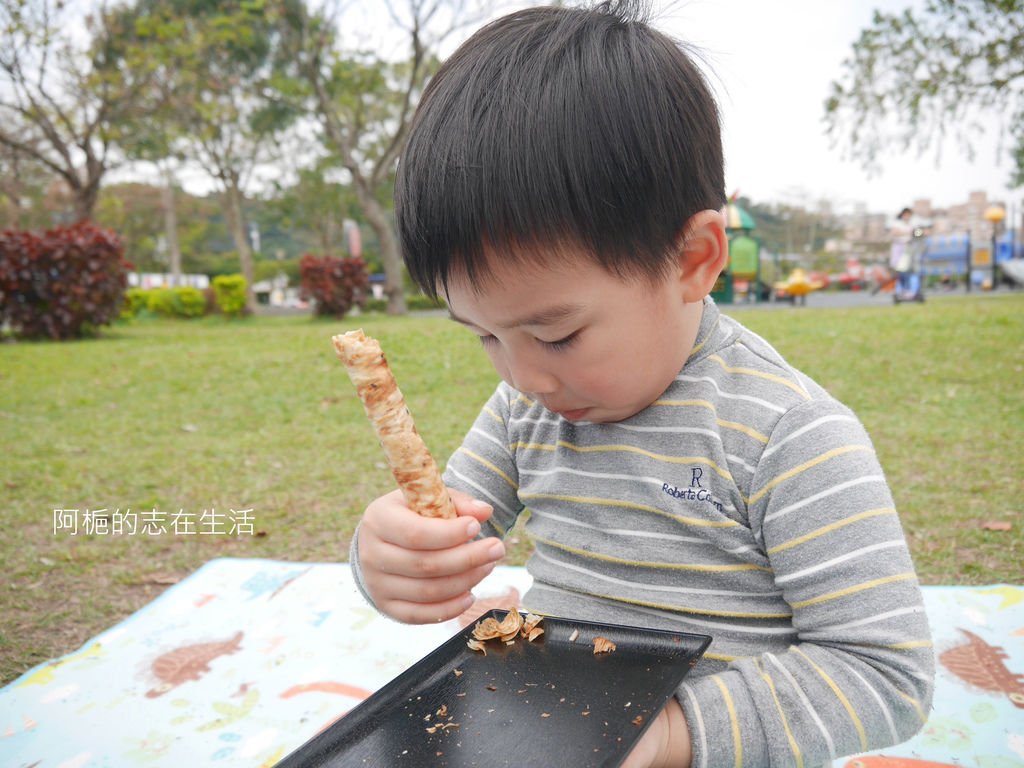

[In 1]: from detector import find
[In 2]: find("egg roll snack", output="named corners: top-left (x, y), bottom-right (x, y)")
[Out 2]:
top-left (332, 329), bottom-right (457, 519)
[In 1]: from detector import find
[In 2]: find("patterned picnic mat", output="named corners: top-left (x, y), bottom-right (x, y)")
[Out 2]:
top-left (1, 558), bottom-right (1021, 767)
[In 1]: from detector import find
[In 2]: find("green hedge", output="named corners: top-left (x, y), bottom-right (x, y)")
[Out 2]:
top-left (212, 274), bottom-right (248, 317)
top-left (363, 294), bottom-right (446, 313)
top-left (145, 286), bottom-right (207, 318)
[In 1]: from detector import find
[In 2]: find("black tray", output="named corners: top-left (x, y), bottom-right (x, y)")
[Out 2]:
top-left (278, 611), bottom-right (710, 768)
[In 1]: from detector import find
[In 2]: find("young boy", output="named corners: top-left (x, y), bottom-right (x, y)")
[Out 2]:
top-left (350, 3), bottom-right (934, 766)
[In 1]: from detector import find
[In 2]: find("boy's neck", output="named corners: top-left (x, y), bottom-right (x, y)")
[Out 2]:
top-left (678, 298), bottom-right (708, 365)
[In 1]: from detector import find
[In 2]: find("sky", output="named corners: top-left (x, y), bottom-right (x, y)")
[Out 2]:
top-left (104, 0), bottom-right (1017, 220)
top-left (333, 0), bottom-right (1019, 219)
top-left (645, 0), bottom-right (1017, 216)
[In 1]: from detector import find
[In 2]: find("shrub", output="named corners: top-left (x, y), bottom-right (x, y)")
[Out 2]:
top-left (360, 295), bottom-right (445, 314)
top-left (212, 274), bottom-right (248, 317)
top-left (0, 222), bottom-right (132, 340)
top-left (299, 254), bottom-right (369, 318)
top-left (176, 286), bottom-right (207, 317)
top-left (120, 287), bottom-right (150, 320)
top-left (146, 286), bottom-right (207, 318)
top-left (145, 288), bottom-right (174, 317)
top-left (406, 294), bottom-right (446, 311)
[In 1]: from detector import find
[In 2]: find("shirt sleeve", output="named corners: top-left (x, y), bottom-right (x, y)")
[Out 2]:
top-left (441, 382), bottom-right (525, 540)
top-left (679, 398), bottom-right (935, 768)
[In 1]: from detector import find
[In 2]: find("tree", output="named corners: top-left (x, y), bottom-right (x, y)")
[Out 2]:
top-left (101, 3), bottom-right (192, 284)
top-left (265, 160), bottom-right (363, 256)
top-left (0, 0), bottom-right (158, 221)
top-left (825, 0), bottom-right (1024, 187)
top-left (285, 0), bottom-right (487, 314)
top-left (113, 0), bottom-right (302, 309)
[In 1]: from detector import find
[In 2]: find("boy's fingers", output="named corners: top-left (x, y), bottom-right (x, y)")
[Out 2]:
top-left (381, 562), bottom-right (496, 606)
top-left (375, 535), bottom-right (505, 579)
top-left (366, 496), bottom-right (484, 551)
top-left (380, 592), bottom-right (476, 625)
top-left (377, 563), bottom-right (499, 623)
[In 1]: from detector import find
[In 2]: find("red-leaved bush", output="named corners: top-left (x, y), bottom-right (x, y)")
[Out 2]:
top-left (0, 222), bottom-right (132, 340)
top-left (299, 254), bottom-right (370, 318)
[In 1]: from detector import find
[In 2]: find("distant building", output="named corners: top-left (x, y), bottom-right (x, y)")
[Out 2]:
top-left (128, 272), bottom-right (209, 290)
top-left (840, 190), bottom-right (1018, 268)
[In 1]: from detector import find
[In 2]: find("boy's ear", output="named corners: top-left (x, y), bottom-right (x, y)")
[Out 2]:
top-left (676, 210), bottom-right (728, 303)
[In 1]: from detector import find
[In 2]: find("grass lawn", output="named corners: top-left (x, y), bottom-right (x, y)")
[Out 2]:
top-left (2, 293), bottom-right (1022, 685)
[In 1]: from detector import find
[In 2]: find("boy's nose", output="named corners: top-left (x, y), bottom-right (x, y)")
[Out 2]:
top-left (505, 351), bottom-right (558, 396)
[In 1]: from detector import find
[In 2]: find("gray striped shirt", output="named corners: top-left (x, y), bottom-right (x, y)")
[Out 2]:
top-left (439, 298), bottom-right (934, 767)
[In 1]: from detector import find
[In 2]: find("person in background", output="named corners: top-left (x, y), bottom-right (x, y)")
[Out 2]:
top-left (890, 207), bottom-right (927, 302)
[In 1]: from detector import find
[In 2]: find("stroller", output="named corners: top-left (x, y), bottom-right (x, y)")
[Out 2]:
top-left (892, 226), bottom-right (927, 304)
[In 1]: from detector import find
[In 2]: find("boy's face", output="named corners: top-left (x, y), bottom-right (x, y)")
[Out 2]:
top-left (444, 253), bottom-right (704, 423)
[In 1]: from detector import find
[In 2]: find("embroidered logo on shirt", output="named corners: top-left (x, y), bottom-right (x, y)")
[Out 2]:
top-left (662, 468), bottom-right (724, 512)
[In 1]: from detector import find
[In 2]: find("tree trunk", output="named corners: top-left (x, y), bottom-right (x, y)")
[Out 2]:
top-left (72, 184), bottom-right (97, 223)
top-left (70, 155), bottom-right (104, 223)
top-left (222, 180), bottom-right (256, 310)
top-left (2, 191), bottom-right (21, 229)
top-left (354, 179), bottom-right (406, 315)
top-left (160, 167), bottom-right (183, 286)
top-left (304, 39), bottom-right (407, 314)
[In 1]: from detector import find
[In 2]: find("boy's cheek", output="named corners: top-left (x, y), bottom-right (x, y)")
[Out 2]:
top-left (487, 354), bottom-right (511, 383)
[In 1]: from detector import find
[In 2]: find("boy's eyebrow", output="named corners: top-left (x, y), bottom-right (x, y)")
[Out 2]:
top-left (448, 303), bottom-right (585, 329)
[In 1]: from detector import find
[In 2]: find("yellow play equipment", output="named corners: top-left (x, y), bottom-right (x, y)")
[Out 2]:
top-left (774, 268), bottom-right (825, 304)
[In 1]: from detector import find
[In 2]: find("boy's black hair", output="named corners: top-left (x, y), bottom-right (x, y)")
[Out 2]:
top-left (396, 0), bottom-right (726, 297)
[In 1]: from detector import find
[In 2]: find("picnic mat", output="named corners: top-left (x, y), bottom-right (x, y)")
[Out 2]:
top-left (1, 558), bottom-right (1021, 768)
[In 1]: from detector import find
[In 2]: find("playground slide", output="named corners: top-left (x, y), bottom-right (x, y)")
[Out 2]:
top-left (1000, 259), bottom-right (1024, 286)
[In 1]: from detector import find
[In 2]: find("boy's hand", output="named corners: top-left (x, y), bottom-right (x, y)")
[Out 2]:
top-left (620, 698), bottom-right (692, 768)
top-left (357, 488), bottom-right (506, 624)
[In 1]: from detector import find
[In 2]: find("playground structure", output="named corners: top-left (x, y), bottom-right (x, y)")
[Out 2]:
top-left (711, 201), bottom-right (1024, 302)
top-left (922, 232), bottom-right (1024, 288)
top-left (712, 199), bottom-right (826, 304)
top-left (711, 200), bottom-right (763, 303)
top-left (774, 267), bottom-right (825, 305)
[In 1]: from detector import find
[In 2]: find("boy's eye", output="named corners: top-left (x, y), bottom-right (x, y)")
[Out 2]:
top-left (539, 331), bottom-right (580, 351)
top-left (476, 331), bottom-right (580, 351)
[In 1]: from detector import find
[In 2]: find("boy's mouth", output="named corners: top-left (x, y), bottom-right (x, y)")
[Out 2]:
top-left (554, 407), bottom-right (590, 421)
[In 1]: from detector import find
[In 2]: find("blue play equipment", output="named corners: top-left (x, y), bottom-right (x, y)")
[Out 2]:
top-left (918, 231), bottom-right (1023, 286)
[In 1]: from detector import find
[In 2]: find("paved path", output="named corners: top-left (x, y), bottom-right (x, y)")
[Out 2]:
top-left (726, 285), bottom-right (1017, 312)
top-left (254, 286), bottom-right (1019, 319)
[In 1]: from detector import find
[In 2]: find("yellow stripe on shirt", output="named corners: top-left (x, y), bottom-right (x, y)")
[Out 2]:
top-left (565, 585), bottom-right (792, 620)
top-left (509, 440), bottom-right (734, 481)
top-left (888, 639), bottom-right (933, 650)
top-left (482, 405), bottom-right (504, 425)
top-left (767, 508), bottom-right (896, 555)
top-left (456, 448), bottom-right (519, 490)
top-left (687, 316), bottom-right (719, 359)
top-left (790, 572), bottom-right (918, 609)
top-left (707, 353), bottom-right (811, 400)
top-left (756, 660), bottom-right (804, 768)
top-left (519, 492), bottom-right (739, 528)
top-left (650, 398), bottom-right (771, 443)
top-left (896, 688), bottom-right (929, 724)
top-left (712, 675), bottom-right (744, 768)
top-left (747, 445), bottom-right (872, 505)
top-left (793, 646), bottom-right (868, 752)
top-left (530, 533), bottom-right (771, 574)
